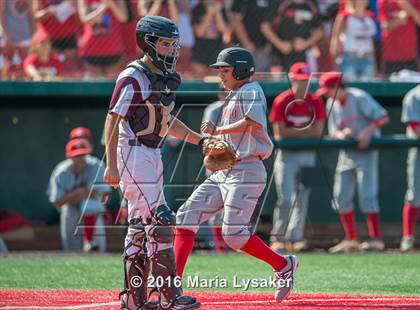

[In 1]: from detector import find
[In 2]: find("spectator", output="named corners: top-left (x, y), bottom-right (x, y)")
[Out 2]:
top-left (319, 72), bottom-right (390, 253)
top-left (231, 0), bottom-right (274, 76)
top-left (378, 0), bottom-right (420, 76)
top-left (23, 30), bottom-right (64, 81)
top-left (47, 137), bottom-right (110, 252)
top-left (261, 0), bottom-right (324, 72)
top-left (269, 62), bottom-right (326, 253)
top-left (400, 85), bottom-right (420, 252)
top-left (314, 0), bottom-right (340, 73)
top-left (191, 0), bottom-right (231, 78)
top-left (138, 0), bottom-right (179, 23)
top-left (33, 0), bottom-right (82, 78)
top-left (120, 0), bottom-right (140, 62)
top-left (330, 0), bottom-right (377, 80)
top-left (78, 0), bottom-right (128, 80)
top-left (177, 0), bottom-right (194, 77)
top-left (0, 0), bottom-right (35, 80)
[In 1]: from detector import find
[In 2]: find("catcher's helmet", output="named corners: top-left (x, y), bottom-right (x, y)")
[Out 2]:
top-left (210, 47), bottom-right (255, 80)
top-left (136, 16), bottom-right (180, 72)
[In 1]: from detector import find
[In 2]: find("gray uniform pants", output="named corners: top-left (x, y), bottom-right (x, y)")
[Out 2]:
top-left (177, 160), bottom-right (266, 250)
top-left (333, 150), bottom-right (379, 213)
top-left (271, 150), bottom-right (316, 243)
top-left (60, 204), bottom-right (83, 251)
top-left (60, 204), bottom-right (107, 252)
top-left (405, 147), bottom-right (420, 206)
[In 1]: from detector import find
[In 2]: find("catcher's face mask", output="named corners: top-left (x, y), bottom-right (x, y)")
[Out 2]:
top-left (145, 35), bottom-right (180, 73)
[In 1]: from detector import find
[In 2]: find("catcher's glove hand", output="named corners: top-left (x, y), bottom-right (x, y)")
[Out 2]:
top-left (200, 137), bottom-right (237, 172)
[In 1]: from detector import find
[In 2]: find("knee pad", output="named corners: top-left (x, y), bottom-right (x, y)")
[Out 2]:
top-left (151, 204), bottom-right (176, 226)
top-left (149, 248), bottom-right (182, 308)
top-left (222, 224), bottom-right (251, 250)
top-left (147, 224), bottom-right (174, 245)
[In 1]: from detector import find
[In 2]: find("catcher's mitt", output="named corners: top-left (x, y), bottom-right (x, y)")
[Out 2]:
top-left (201, 138), bottom-right (237, 172)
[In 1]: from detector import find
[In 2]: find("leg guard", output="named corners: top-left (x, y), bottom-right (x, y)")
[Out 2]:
top-left (147, 205), bottom-right (199, 309)
top-left (121, 223), bottom-right (152, 310)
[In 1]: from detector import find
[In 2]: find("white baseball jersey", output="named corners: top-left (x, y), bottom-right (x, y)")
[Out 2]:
top-left (401, 85), bottom-right (420, 205)
top-left (109, 66), bottom-right (158, 146)
top-left (327, 87), bottom-right (387, 138)
top-left (219, 81), bottom-right (273, 160)
top-left (402, 85), bottom-right (420, 138)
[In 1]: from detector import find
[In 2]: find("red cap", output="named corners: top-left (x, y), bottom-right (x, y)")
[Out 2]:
top-left (319, 72), bottom-right (343, 88)
top-left (32, 30), bottom-right (49, 44)
top-left (289, 62), bottom-right (311, 80)
top-left (69, 127), bottom-right (93, 141)
top-left (66, 138), bottom-right (92, 158)
top-left (318, 72), bottom-right (343, 95)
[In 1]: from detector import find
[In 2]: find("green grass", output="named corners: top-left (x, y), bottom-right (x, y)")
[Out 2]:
top-left (0, 253), bottom-right (419, 295)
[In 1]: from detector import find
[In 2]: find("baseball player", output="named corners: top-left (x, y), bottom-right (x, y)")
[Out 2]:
top-left (269, 62), bottom-right (326, 253)
top-left (68, 126), bottom-right (108, 252)
top-left (319, 72), bottom-right (390, 253)
top-left (174, 47), bottom-right (298, 302)
top-left (47, 138), bottom-right (110, 252)
top-left (400, 85), bottom-right (420, 252)
top-left (103, 16), bottom-right (202, 310)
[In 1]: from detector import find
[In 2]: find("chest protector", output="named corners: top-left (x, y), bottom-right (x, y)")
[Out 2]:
top-left (126, 60), bottom-right (181, 148)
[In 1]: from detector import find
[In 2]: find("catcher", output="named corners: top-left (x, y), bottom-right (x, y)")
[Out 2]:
top-left (103, 16), bottom-right (231, 310)
top-left (174, 47), bottom-right (299, 302)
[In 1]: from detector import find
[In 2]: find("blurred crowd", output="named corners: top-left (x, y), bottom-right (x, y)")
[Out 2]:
top-left (1, 0), bottom-right (420, 81)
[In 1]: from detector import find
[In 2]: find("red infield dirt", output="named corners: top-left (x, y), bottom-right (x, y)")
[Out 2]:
top-left (1, 290), bottom-right (420, 309)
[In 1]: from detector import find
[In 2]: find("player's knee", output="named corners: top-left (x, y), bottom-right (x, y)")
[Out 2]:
top-left (152, 204), bottom-right (176, 226)
top-left (148, 224), bottom-right (174, 244)
top-left (277, 196), bottom-right (293, 210)
top-left (359, 195), bottom-right (379, 213)
top-left (124, 225), bottom-right (147, 256)
top-left (221, 225), bottom-right (250, 250)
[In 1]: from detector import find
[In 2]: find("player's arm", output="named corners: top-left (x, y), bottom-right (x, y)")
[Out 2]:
top-left (274, 121), bottom-right (324, 139)
top-left (356, 115), bottom-right (390, 149)
top-left (409, 122), bottom-right (420, 139)
top-left (53, 187), bottom-right (90, 208)
top-left (103, 112), bottom-right (123, 188)
top-left (203, 117), bottom-right (262, 136)
top-left (168, 116), bottom-right (203, 145)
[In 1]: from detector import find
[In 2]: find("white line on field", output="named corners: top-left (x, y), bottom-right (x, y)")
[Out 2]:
top-left (201, 297), bottom-right (420, 305)
top-left (2, 297), bottom-right (420, 309)
top-left (0, 301), bottom-right (119, 309)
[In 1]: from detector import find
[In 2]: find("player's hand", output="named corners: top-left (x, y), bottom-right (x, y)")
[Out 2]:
top-left (104, 166), bottom-right (120, 189)
top-left (342, 128), bottom-right (353, 138)
top-left (356, 126), bottom-right (373, 150)
top-left (201, 121), bottom-right (217, 135)
top-left (333, 128), bottom-right (352, 140)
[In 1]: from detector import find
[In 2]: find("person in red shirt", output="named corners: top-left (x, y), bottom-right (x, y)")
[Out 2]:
top-left (378, 0), bottom-right (420, 75)
top-left (78, 0), bottom-right (128, 79)
top-left (33, 0), bottom-right (81, 77)
top-left (269, 62), bottom-right (326, 253)
top-left (23, 30), bottom-right (64, 81)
